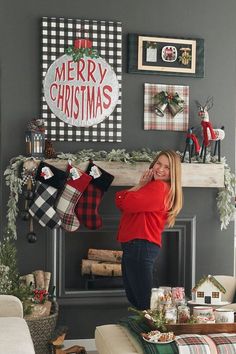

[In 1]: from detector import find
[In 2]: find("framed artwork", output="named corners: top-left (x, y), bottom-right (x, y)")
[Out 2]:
top-left (144, 83), bottom-right (189, 131)
top-left (128, 34), bottom-right (204, 77)
top-left (41, 17), bottom-right (122, 142)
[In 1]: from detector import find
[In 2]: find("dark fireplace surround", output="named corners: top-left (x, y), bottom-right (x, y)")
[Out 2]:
top-left (47, 216), bottom-right (196, 305)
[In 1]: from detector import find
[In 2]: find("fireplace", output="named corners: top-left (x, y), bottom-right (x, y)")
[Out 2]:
top-left (49, 216), bottom-right (196, 303)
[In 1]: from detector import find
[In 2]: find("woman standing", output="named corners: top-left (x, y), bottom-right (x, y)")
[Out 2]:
top-left (115, 150), bottom-right (183, 310)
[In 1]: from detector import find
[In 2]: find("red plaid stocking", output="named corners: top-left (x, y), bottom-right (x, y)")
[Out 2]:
top-left (75, 162), bottom-right (114, 230)
top-left (56, 164), bottom-right (92, 232)
top-left (75, 183), bottom-right (104, 229)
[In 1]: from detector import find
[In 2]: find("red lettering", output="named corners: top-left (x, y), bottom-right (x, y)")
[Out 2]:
top-left (50, 83), bottom-right (58, 101)
top-left (64, 85), bottom-right (71, 117)
top-left (70, 86), bottom-right (74, 118)
top-left (87, 86), bottom-right (95, 119)
top-left (67, 60), bottom-right (74, 81)
top-left (57, 84), bottom-right (65, 111)
top-left (103, 85), bottom-right (112, 109)
top-left (98, 64), bottom-right (107, 84)
top-left (55, 63), bottom-right (65, 81)
top-left (80, 86), bottom-right (86, 119)
top-left (87, 59), bottom-right (96, 83)
top-left (76, 59), bottom-right (85, 82)
top-left (74, 87), bottom-right (80, 119)
top-left (95, 87), bottom-right (102, 117)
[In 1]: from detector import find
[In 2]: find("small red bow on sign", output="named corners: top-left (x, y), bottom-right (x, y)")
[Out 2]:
top-left (74, 39), bottom-right (92, 49)
top-left (40, 171), bottom-right (46, 177)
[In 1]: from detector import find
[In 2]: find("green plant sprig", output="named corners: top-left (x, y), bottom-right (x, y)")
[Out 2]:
top-left (128, 307), bottom-right (167, 332)
top-left (65, 46), bottom-right (99, 62)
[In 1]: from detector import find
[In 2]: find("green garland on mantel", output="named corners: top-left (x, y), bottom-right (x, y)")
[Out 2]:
top-left (3, 149), bottom-right (235, 240)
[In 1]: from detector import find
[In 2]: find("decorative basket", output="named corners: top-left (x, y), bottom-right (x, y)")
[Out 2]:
top-left (26, 301), bottom-right (58, 354)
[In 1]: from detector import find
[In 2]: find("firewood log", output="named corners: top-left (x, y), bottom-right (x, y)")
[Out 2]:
top-left (44, 271), bottom-right (51, 291)
top-left (34, 270), bottom-right (45, 288)
top-left (88, 248), bottom-right (123, 263)
top-left (82, 259), bottom-right (122, 276)
top-left (81, 259), bottom-right (101, 275)
top-left (25, 273), bottom-right (35, 287)
top-left (90, 262), bottom-right (122, 276)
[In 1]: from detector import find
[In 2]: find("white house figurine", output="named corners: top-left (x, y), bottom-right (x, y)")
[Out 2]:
top-left (192, 275), bottom-right (226, 305)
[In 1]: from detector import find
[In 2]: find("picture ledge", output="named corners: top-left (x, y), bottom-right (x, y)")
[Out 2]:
top-left (45, 159), bottom-right (224, 188)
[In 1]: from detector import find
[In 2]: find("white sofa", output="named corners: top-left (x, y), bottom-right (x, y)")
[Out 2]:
top-left (95, 324), bottom-right (142, 354)
top-left (0, 295), bottom-right (35, 354)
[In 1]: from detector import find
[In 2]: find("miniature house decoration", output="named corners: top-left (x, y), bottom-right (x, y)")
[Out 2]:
top-left (192, 274), bottom-right (226, 305)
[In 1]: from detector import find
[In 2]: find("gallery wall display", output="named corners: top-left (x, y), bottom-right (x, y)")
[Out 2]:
top-left (144, 83), bottom-right (189, 131)
top-left (41, 17), bottom-right (122, 142)
top-left (128, 34), bottom-right (204, 77)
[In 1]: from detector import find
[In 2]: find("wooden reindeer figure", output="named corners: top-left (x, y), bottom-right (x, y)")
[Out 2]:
top-left (196, 97), bottom-right (225, 163)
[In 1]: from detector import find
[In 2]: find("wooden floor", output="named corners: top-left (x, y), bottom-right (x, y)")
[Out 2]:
top-left (64, 339), bottom-right (97, 353)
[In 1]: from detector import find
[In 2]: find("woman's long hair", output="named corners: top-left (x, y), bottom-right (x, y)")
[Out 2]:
top-left (149, 150), bottom-right (183, 227)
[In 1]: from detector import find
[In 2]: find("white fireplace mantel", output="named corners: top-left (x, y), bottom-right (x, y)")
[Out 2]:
top-left (45, 160), bottom-right (224, 188)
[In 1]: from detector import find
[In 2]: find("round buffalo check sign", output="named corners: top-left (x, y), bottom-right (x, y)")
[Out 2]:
top-left (44, 54), bottom-right (119, 127)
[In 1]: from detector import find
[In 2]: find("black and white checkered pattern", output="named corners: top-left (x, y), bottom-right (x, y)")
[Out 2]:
top-left (29, 181), bottom-right (62, 229)
top-left (41, 17), bottom-right (122, 142)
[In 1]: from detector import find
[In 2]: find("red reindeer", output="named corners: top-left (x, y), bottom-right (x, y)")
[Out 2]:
top-left (196, 97), bottom-right (225, 163)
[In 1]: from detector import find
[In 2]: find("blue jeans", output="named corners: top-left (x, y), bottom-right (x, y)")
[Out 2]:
top-left (121, 239), bottom-right (160, 310)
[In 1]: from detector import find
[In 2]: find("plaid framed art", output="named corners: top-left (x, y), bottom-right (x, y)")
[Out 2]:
top-left (144, 83), bottom-right (189, 131)
top-left (41, 17), bottom-right (122, 142)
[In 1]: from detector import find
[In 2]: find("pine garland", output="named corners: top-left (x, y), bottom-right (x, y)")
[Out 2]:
top-left (216, 160), bottom-right (235, 230)
top-left (3, 149), bottom-right (235, 240)
top-left (4, 155), bottom-right (27, 240)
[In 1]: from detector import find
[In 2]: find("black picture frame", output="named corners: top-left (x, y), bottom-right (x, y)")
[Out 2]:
top-left (128, 34), bottom-right (204, 78)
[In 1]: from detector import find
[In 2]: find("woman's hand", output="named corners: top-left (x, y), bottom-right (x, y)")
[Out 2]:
top-left (138, 169), bottom-right (154, 187)
top-left (128, 169), bottom-right (153, 191)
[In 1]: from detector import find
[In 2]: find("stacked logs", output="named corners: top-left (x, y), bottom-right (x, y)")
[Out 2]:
top-left (20, 270), bottom-right (53, 318)
top-left (81, 248), bottom-right (123, 277)
top-left (20, 270), bottom-right (51, 291)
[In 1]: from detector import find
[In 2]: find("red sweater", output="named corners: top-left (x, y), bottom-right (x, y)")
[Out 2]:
top-left (115, 180), bottom-right (170, 247)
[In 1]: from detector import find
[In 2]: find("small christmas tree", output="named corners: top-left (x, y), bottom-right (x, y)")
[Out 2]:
top-left (0, 234), bottom-right (33, 315)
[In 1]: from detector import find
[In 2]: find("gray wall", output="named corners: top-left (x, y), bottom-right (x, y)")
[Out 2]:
top-left (1, 0), bottom-right (236, 339)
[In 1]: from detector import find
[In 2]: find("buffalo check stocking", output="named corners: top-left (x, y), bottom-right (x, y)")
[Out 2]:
top-left (56, 164), bottom-right (92, 232)
top-left (75, 162), bottom-right (114, 230)
top-left (29, 162), bottom-right (67, 228)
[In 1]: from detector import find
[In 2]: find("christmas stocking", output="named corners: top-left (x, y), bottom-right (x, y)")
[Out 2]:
top-left (75, 162), bottom-right (114, 229)
top-left (56, 163), bottom-right (92, 232)
top-left (29, 162), bottom-right (67, 229)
